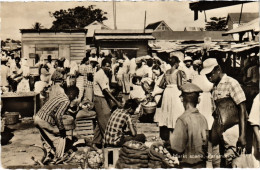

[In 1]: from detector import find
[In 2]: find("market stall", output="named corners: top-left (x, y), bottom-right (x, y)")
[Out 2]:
top-left (1, 92), bottom-right (40, 117)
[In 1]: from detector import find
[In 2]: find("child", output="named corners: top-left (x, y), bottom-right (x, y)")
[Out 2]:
top-left (170, 83), bottom-right (208, 168)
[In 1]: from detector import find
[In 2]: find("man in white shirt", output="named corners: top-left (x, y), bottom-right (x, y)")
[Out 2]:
top-left (182, 56), bottom-right (197, 82)
top-left (92, 58), bottom-right (123, 148)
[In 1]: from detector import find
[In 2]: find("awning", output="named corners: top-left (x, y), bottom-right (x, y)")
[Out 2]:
top-left (189, 1), bottom-right (252, 20)
top-left (223, 18), bottom-right (260, 35)
top-left (95, 35), bottom-right (155, 40)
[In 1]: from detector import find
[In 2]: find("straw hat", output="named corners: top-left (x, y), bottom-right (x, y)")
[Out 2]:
top-left (200, 58), bottom-right (218, 75)
top-left (183, 56), bottom-right (193, 62)
top-left (193, 59), bottom-right (202, 65)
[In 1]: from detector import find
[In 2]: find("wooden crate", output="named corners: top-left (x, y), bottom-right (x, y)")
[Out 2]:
top-left (136, 123), bottom-right (159, 137)
top-left (75, 118), bottom-right (95, 139)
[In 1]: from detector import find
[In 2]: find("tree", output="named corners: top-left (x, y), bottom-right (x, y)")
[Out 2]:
top-left (49, 5), bottom-right (108, 30)
top-left (32, 22), bottom-right (44, 30)
top-left (205, 17), bottom-right (227, 31)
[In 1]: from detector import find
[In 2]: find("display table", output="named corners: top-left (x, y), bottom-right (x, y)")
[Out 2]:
top-left (1, 92), bottom-right (40, 117)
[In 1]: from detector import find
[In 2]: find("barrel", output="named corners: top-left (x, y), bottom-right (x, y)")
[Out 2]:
top-left (5, 112), bottom-right (19, 125)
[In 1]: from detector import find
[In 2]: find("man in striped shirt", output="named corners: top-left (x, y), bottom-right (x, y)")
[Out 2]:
top-left (34, 86), bottom-right (79, 160)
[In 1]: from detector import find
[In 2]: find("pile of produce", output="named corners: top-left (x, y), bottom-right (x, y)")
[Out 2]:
top-left (86, 149), bottom-right (103, 169)
top-left (116, 140), bottom-right (149, 169)
top-left (148, 142), bottom-right (179, 168)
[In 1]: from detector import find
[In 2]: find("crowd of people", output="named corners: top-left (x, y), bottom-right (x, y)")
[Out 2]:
top-left (1, 47), bottom-right (259, 168)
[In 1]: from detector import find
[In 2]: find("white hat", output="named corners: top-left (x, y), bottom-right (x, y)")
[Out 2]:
top-left (89, 57), bottom-right (98, 62)
top-left (193, 59), bottom-right (202, 65)
top-left (90, 49), bottom-right (96, 54)
top-left (200, 58), bottom-right (218, 75)
top-left (184, 56), bottom-right (192, 62)
top-left (117, 59), bottom-right (124, 63)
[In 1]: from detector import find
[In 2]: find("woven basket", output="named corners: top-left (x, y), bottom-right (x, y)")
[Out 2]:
top-left (5, 112), bottom-right (19, 125)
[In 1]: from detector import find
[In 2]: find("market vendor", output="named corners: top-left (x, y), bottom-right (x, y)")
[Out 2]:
top-left (9, 57), bottom-right (23, 92)
top-left (104, 99), bottom-right (146, 147)
top-left (34, 86), bottom-right (79, 161)
top-left (170, 83), bottom-right (208, 168)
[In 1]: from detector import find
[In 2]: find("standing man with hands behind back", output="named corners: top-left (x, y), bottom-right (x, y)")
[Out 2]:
top-left (201, 58), bottom-right (248, 168)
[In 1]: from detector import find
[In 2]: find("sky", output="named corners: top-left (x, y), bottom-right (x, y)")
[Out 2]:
top-left (0, 0), bottom-right (259, 40)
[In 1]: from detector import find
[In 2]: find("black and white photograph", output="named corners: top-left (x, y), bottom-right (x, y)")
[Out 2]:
top-left (0, 0), bottom-right (259, 169)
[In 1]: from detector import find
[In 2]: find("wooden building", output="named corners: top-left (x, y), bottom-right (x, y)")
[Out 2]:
top-left (145, 20), bottom-right (173, 32)
top-left (20, 29), bottom-right (88, 67)
top-left (226, 13), bottom-right (259, 30)
top-left (94, 29), bottom-right (155, 58)
top-left (84, 21), bottom-right (111, 46)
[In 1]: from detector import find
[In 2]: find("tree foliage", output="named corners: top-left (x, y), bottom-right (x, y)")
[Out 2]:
top-left (32, 22), bottom-right (44, 30)
top-left (205, 17), bottom-right (227, 31)
top-left (49, 5), bottom-right (108, 30)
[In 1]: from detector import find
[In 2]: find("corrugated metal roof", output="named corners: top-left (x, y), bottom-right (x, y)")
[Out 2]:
top-left (224, 18), bottom-right (260, 35)
top-left (152, 31), bottom-right (234, 41)
top-left (95, 35), bottom-right (155, 40)
top-left (227, 13), bottom-right (259, 23)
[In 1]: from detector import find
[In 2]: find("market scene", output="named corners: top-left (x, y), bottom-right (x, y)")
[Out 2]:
top-left (1, 1), bottom-right (259, 169)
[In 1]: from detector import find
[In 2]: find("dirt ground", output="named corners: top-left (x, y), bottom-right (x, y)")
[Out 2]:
top-left (1, 118), bottom-right (83, 169)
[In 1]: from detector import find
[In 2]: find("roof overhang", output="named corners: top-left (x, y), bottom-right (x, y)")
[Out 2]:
top-left (95, 35), bottom-right (155, 41)
top-left (189, 1), bottom-right (253, 20)
top-left (223, 18), bottom-right (260, 35)
top-left (20, 29), bottom-right (88, 34)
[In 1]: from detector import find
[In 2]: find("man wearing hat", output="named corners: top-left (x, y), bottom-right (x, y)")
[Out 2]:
top-left (170, 83), bottom-right (208, 168)
top-left (1, 56), bottom-right (10, 92)
top-left (201, 58), bottom-right (248, 168)
top-left (182, 56), bottom-right (197, 82)
top-left (89, 48), bottom-right (98, 62)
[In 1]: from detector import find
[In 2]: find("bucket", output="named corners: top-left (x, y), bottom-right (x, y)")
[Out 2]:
top-left (5, 112), bottom-right (20, 125)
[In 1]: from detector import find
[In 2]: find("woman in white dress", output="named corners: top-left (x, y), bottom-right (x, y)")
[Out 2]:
top-left (192, 74), bottom-right (214, 129)
top-left (152, 56), bottom-right (185, 141)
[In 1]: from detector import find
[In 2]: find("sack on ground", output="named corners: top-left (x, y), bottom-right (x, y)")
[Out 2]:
top-left (120, 154), bottom-right (148, 164)
top-left (232, 153), bottom-right (259, 168)
top-left (119, 149), bottom-right (148, 159)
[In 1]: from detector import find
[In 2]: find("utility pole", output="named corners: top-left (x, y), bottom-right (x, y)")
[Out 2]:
top-left (144, 11), bottom-right (146, 33)
top-left (113, 0), bottom-right (117, 30)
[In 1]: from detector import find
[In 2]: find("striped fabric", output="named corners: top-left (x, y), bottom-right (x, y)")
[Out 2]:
top-left (36, 93), bottom-right (70, 130)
